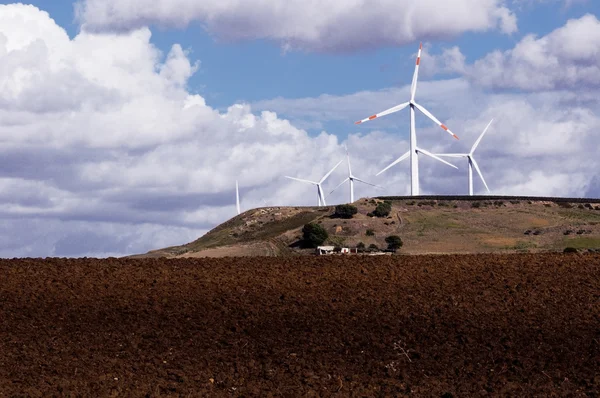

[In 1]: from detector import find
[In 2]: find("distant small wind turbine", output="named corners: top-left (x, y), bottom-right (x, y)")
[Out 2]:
top-left (434, 119), bottom-right (493, 195)
top-left (235, 180), bottom-right (241, 215)
top-left (355, 43), bottom-right (460, 195)
top-left (285, 159), bottom-right (344, 206)
top-left (329, 145), bottom-right (380, 203)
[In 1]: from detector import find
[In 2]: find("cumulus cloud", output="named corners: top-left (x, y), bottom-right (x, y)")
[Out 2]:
top-left (428, 14), bottom-right (600, 91)
top-left (0, 4), bottom-right (357, 257)
top-left (75, 0), bottom-right (517, 52)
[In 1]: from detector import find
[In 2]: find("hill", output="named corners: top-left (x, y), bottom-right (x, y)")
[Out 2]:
top-left (134, 196), bottom-right (600, 258)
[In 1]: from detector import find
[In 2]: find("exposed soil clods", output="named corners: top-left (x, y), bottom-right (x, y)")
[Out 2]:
top-left (0, 254), bottom-right (599, 396)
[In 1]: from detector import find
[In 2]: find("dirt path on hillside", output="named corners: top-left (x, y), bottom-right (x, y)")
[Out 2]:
top-left (0, 254), bottom-right (599, 396)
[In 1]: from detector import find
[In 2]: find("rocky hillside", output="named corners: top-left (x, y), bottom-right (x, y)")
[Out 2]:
top-left (134, 196), bottom-right (600, 258)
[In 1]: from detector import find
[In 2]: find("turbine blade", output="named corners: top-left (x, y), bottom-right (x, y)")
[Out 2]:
top-left (410, 42), bottom-right (423, 102)
top-left (417, 147), bottom-right (459, 169)
top-left (376, 151), bottom-right (410, 176)
top-left (353, 177), bottom-right (381, 188)
top-left (470, 156), bottom-right (490, 193)
top-left (320, 159), bottom-right (344, 184)
top-left (470, 118), bottom-right (494, 154)
top-left (329, 177), bottom-right (349, 196)
top-left (413, 102), bottom-right (459, 140)
top-left (285, 176), bottom-right (317, 185)
top-left (431, 153), bottom-right (468, 158)
top-left (346, 147), bottom-right (353, 177)
top-left (355, 102), bottom-right (410, 125)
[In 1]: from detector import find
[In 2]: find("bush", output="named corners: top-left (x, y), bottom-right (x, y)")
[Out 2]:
top-left (385, 235), bottom-right (403, 251)
top-left (368, 243), bottom-right (379, 251)
top-left (333, 204), bottom-right (358, 219)
top-left (302, 223), bottom-right (328, 248)
top-left (373, 202), bottom-right (392, 217)
top-left (563, 247), bottom-right (578, 253)
top-left (356, 242), bottom-right (366, 250)
top-left (365, 229), bottom-right (375, 236)
top-left (471, 202), bottom-right (481, 208)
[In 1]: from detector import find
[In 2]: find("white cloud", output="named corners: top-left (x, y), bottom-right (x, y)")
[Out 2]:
top-left (75, 0), bottom-right (517, 52)
top-left (439, 14), bottom-right (600, 90)
top-left (0, 4), bottom-right (353, 257)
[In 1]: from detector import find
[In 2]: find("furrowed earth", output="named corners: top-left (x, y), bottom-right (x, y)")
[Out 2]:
top-left (1, 254), bottom-right (599, 396)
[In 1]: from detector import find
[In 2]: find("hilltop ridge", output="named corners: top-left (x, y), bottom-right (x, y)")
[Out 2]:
top-left (134, 196), bottom-right (600, 258)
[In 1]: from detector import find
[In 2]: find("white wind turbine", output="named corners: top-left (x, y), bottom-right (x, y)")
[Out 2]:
top-left (434, 119), bottom-right (493, 196)
top-left (285, 160), bottom-right (344, 206)
top-left (329, 146), bottom-right (379, 203)
top-left (235, 180), bottom-right (241, 215)
top-left (355, 43), bottom-right (460, 195)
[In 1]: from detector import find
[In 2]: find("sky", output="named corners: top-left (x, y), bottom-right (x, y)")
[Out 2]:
top-left (0, 0), bottom-right (599, 257)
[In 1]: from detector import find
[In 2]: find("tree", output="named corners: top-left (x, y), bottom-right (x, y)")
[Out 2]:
top-left (368, 243), bottom-right (379, 252)
top-left (373, 202), bottom-right (392, 217)
top-left (302, 223), bottom-right (328, 247)
top-left (385, 235), bottom-right (403, 252)
top-left (333, 204), bottom-right (358, 219)
top-left (356, 242), bottom-right (366, 252)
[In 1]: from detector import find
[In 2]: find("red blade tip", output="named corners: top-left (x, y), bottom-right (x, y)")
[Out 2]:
top-left (419, 42), bottom-right (423, 49)
top-left (453, 134), bottom-right (459, 140)
top-left (355, 121), bottom-right (362, 125)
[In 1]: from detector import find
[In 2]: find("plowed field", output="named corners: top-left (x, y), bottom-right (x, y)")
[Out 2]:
top-left (1, 254), bottom-right (599, 396)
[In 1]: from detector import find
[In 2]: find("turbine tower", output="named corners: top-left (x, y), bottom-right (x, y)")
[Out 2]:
top-left (355, 43), bottom-right (460, 195)
top-left (235, 180), bottom-right (241, 215)
top-left (285, 159), bottom-right (344, 206)
top-left (329, 145), bottom-right (379, 203)
top-left (434, 119), bottom-right (493, 195)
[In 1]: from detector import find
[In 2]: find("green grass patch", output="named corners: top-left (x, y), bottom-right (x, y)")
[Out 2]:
top-left (562, 236), bottom-right (600, 249)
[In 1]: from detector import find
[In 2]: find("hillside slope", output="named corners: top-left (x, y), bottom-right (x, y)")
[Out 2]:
top-left (135, 196), bottom-right (600, 258)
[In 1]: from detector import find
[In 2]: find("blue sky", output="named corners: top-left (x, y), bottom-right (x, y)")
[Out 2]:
top-left (0, 0), bottom-right (599, 257)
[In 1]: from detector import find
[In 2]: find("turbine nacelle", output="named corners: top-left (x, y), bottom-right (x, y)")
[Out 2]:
top-left (433, 119), bottom-right (494, 195)
top-left (285, 159), bottom-right (343, 206)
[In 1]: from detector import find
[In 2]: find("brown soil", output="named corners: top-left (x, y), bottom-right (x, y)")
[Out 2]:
top-left (1, 254), bottom-right (599, 396)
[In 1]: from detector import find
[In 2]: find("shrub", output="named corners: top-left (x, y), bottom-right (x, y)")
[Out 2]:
top-left (302, 223), bottom-right (328, 248)
top-left (356, 242), bottom-right (366, 250)
top-left (563, 247), bottom-right (578, 253)
top-left (471, 202), bottom-right (481, 208)
top-left (578, 204), bottom-right (585, 209)
top-left (373, 202), bottom-right (392, 217)
top-left (365, 229), bottom-right (375, 236)
top-left (368, 243), bottom-right (379, 251)
top-left (385, 235), bottom-right (403, 251)
top-left (333, 204), bottom-right (358, 219)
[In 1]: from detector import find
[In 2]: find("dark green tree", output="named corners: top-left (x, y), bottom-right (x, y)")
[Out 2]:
top-left (368, 243), bottom-right (379, 252)
top-left (302, 223), bottom-right (329, 247)
top-left (373, 202), bottom-right (392, 217)
top-left (333, 204), bottom-right (358, 219)
top-left (385, 235), bottom-right (403, 252)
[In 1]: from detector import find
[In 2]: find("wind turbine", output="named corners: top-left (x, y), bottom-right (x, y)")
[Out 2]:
top-left (285, 159), bottom-right (344, 206)
top-left (355, 43), bottom-right (460, 195)
top-left (235, 180), bottom-right (241, 215)
top-left (434, 119), bottom-right (493, 195)
top-left (329, 146), bottom-right (379, 203)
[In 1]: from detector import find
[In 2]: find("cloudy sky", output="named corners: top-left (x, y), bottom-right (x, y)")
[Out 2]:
top-left (0, 0), bottom-right (599, 257)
